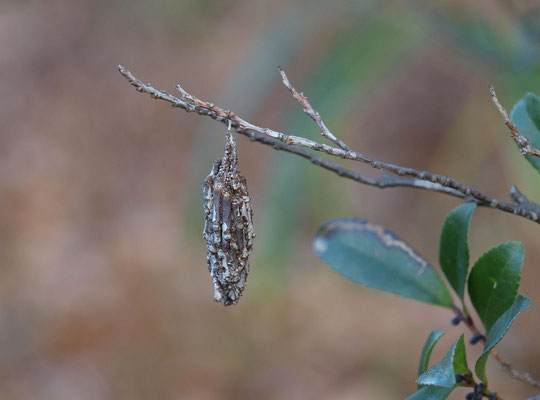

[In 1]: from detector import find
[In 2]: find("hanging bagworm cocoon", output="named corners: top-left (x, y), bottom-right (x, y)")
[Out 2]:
top-left (201, 125), bottom-right (254, 306)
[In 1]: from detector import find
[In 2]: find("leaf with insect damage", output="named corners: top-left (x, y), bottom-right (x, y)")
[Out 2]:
top-left (314, 218), bottom-right (453, 307)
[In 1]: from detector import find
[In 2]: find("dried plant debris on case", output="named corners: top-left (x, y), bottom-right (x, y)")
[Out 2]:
top-left (202, 128), bottom-right (254, 306)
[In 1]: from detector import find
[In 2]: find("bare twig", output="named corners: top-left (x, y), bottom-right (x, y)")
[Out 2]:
top-left (493, 349), bottom-right (540, 389)
top-left (242, 128), bottom-right (475, 198)
top-left (278, 67), bottom-right (351, 151)
top-left (453, 308), bottom-right (540, 389)
top-left (489, 85), bottom-right (540, 157)
top-left (118, 65), bottom-right (540, 224)
top-left (510, 186), bottom-right (540, 216)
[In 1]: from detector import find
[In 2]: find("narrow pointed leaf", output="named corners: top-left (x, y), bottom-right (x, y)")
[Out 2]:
top-left (468, 242), bottom-right (524, 332)
top-left (314, 218), bottom-right (453, 307)
top-left (475, 294), bottom-right (531, 384)
top-left (405, 385), bottom-right (453, 400)
top-left (418, 329), bottom-right (445, 387)
top-left (439, 203), bottom-right (476, 300)
top-left (475, 353), bottom-right (489, 386)
top-left (484, 294), bottom-right (531, 350)
top-left (452, 334), bottom-right (472, 376)
top-left (510, 92), bottom-right (540, 174)
top-left (417, 335), bottom-right (471, 388)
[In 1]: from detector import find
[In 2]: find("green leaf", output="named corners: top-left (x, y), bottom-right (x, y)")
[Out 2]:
top-left (475, 353), bottom-right (489, 386)
top-left (452, 334), bottom-right (472, 377)
top-left (439, 203), bottom-right (476, 301)
top-left (468, 242), bottom-right (524, 332)
top-left (510, 92), bottom-right (540, 174)
top-left (475, 294), bottom-right (531, 384)
top-left (418, 330), bottom-right (445, 387)
top-left (483, 294), bottom-right (531, 350)
top-left (405, 385), bottom-right (453, 400)
top-left (417, 335), bottom-right (471, 388)
top-left (314, 218), bottom-right (453, 307)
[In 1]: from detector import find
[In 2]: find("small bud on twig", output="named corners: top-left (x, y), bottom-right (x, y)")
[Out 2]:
top-left (470, 334), bottom-right (486, 345)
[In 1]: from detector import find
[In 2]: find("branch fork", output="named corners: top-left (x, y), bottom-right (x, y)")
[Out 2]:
top-left (118, 65), bottom-right (540, 225)
top-left (119, 65), bottom-right (540, 393)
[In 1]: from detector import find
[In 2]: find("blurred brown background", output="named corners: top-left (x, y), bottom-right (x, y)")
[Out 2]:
top-left (1, 0), bottom-right (539, 399)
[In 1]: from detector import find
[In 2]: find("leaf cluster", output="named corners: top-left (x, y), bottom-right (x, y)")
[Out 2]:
top-left (313, 89), bottom-right (539, 400)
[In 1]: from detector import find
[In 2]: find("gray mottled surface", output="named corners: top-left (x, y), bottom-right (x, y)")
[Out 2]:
top-left (202, 131), bottom-right (254, 306)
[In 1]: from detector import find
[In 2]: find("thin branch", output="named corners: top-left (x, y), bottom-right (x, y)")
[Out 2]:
top-left (247, 129), bottom-right (482, 198)
top-left (489, 85), bottom-right (540, 157)
top-left (453, 308), bottom-right (540, 389)
top-left (491, 349), bottom-right (540, 389)
top-left (118, 65), bottom-right (540, 224)
top-left (510, 185), bottom-right (540, 216)
top-left (278, 67), bottom-right (351, 151)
